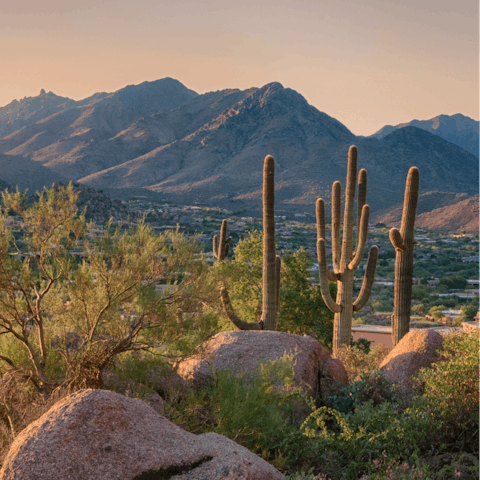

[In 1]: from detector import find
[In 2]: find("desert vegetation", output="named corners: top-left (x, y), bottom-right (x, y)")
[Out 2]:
top-left (0, 183), bottom-right (478, 479)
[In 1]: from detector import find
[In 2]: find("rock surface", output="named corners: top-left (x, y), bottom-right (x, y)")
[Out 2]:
top-left (379, 329), bottom-right (444, 389)
top-left (175, 330), bottom-right (347, 400)
top-left (0, 389), bottom-right (284, 480)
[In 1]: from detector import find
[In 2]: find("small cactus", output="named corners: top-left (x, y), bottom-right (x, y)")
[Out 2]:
top-left (213, 219), bottom-right (232, 261)
top-left (221, 155), bottom-right (281, 330)
top-left (389, 167), bottom-right (420, 346)
top-left (316, 146), bottom-right (378, 355)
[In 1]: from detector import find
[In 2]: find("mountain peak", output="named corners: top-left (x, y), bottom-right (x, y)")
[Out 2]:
top-left (371, 113), bottom-right (479, 157)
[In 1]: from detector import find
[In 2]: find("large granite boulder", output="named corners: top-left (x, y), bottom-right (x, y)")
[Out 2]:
top-left (175, 331), bottom-right (348, 400)
top-left (0, 389), bottom-right (284, 480)
top-left (379, 329), bottom-right (444, 389)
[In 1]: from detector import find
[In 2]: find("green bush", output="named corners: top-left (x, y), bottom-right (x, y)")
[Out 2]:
top-left (210, 354), bottom-right (301, 454)
top-left (299, 400), bottom-right (441, 479)
top-left (412, 331), bottom-right (479, 452)
top-left (171, 353), bottom-right (304, 466)
top-left (321, 371), bottom-right (400, 414)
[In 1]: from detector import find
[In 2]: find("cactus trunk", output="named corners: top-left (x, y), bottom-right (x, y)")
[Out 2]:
top-left (316, 146), bottom-right (378, 356)
top-left (213, 219), bottom-right (232, 261)
top-left (389, 167), bottom-right (420, 346)
top-left (262, 155), bottom-right (277, 330)
top-left (221, 155), bottom-right (280, 330)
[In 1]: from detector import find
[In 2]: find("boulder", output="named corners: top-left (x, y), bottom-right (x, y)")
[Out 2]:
top-left (379, 329), bottom-right (444, 389)
top-left (0, 389), bottom-right (284, 480)
top-left (175, 331), bottom-right (347, 400)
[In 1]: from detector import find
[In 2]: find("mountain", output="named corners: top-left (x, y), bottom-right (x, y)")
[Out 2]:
top-left (374, 192), bottom-right (479, 234)
top-left (0, 89), bottom-right (109, 139)
top-left (371, 114), bottom-right (479, 157)
top-left (0, 79), bottom-right (477, 218)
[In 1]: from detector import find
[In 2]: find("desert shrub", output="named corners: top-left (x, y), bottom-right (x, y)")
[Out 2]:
top-left (321, 371), bottom-right (401, 415)
top-left (350, 337), bottom-right (372, 353)
top-left (412, 331), bottom-right (479, 453)
top-left (299, 400), bottom-right (441, 479)
top-left (171, 353), bottom-right (303, 464)
top-left (336, 343), bottom-right (391, 381)
top-left (352, 316), bottom-right (367, 325)
top-left (358, 457), bottom-right (433, 479)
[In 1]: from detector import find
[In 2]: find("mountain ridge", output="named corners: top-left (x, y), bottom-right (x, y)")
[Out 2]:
top-left (0, 78), bottom-right (477, 219)
top-left (371, 113), bottom-right (479, 157)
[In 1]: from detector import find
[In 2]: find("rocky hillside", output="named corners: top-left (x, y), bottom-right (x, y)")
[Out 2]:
top-left (374, 192), bottom-right (479, 234)
top-left (0, 79), bottom-right (478, 218)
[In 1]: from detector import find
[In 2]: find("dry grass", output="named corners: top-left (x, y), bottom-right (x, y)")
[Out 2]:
top-left (0, 372), bottom-right (73, 468)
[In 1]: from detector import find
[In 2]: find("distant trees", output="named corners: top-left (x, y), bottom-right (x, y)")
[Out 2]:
top-left (439, 275), bottom-right (468, 290)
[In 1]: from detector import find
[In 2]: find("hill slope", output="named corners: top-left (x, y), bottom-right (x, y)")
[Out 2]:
top-left (374, 192), bottom-right (479, 234)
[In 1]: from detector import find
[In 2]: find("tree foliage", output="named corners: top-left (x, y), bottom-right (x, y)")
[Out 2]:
top-left (215, 230), bottom-right (334, 348)
top-left (0, 184), bottom-right (215, 392)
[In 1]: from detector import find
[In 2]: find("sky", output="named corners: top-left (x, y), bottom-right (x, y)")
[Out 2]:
top-left (0, 0), bottom-right (478, 136)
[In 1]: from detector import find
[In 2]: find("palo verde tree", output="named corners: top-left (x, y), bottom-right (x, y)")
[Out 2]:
top-left (316, 146), bottom-right (378, 355)
top-left (0, 184), bottom-right (210, 392)
top-left (0, 185), bottom-right (85, 393)
top-left (220, 155), bottom-right (281, 330)
top-left (389, 167), bottom-right (420, 346)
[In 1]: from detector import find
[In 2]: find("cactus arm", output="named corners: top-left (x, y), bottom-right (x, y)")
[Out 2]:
top-left (332, 181), bottom-right (342, 271)
top-left (316, 198), bottom-right (339, 282)
top-left (213, 235), bottom-right (219, 259)
top-left (341, 146), bottom-right (357, 266)
top-left (220, 287), bottom-right (263, 330)
top-left (348, 204), bottom-right (370, 271)
top-left (389, 228), bottom-right (404, 251)
top-left (317, 239), bottom-right (342, 313)
top-left (356, 168), bottom-right (367, 249)
top-left (353, 245), bottom-right (378, 311)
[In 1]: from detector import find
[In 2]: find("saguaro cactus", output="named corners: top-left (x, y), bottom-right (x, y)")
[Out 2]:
top-left (316, 146), bottom-right (378, 355)
top-left (213, 219), bottom-right (232, 261)
top-left (220, 155), bottom-right (281, 330)
top-left (389, 167), bottom-right (420, 346)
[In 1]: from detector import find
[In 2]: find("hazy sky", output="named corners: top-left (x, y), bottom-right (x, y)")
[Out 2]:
top-left (1, 0), bottom-right (478, 136)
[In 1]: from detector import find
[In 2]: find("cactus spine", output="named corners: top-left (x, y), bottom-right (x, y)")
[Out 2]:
top-left (213, 219), bottom-right (232, 261)
top-left (389, 167), bottom-right (420, 346)
top-left (220, 155), bottom-right (281, 330)
top-left (316, 146), bottom-right (378, 355)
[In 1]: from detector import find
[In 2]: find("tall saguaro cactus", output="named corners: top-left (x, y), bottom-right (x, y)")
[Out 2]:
top-left (213, 219), bottom-right (232, 261)
top-left (316, 146), bottom-right (379, 355)
top-left (389, 167), bottom-right (420, 346)
top-left (220, 155), bottom-right (281, 330)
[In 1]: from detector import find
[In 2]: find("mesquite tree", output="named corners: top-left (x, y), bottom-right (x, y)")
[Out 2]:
top-left (213, 219), bottom-right (232, 261)
top-left (389, 167), bottom-right (420, 346)
top-left (220, 155), bottom-right (281, 330)
top-left (316, 145), bottom-right (378, 355)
